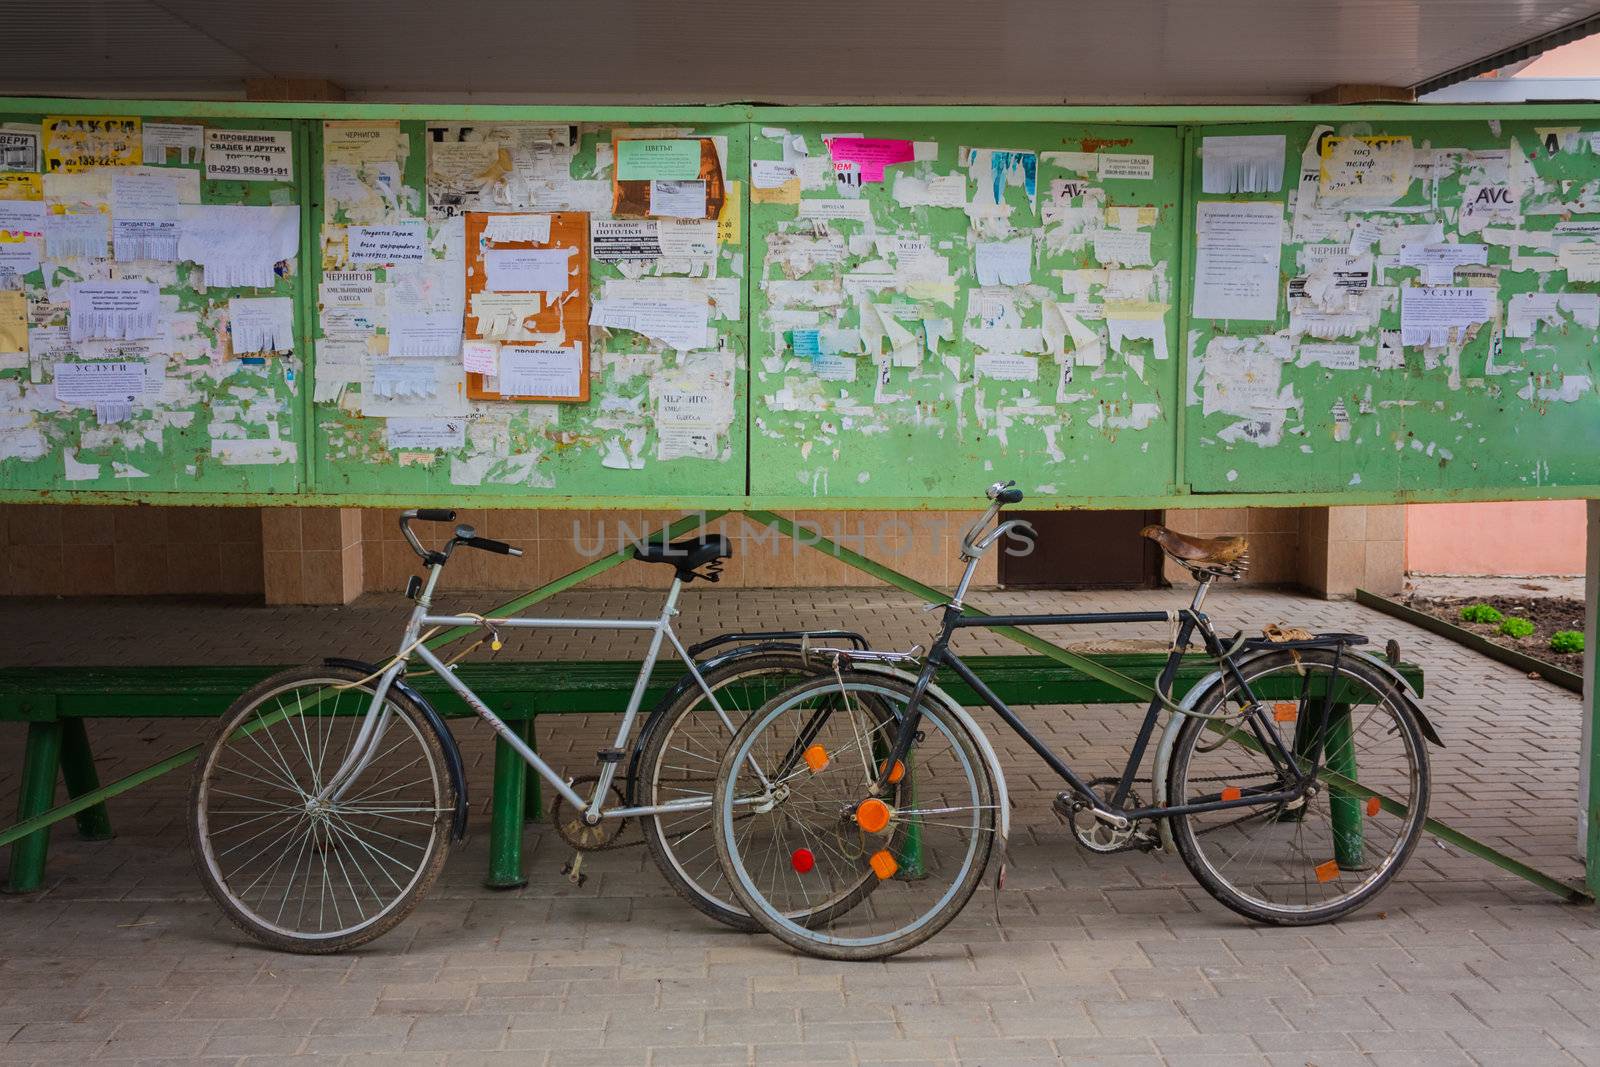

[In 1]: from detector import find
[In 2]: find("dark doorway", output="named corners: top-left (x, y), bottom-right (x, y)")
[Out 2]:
top-left (1000, 510), bottom-right (1165, 589)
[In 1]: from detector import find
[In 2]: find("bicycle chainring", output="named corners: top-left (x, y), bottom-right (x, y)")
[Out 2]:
top-left (552, 775), bottom-right (633, 852)
top-left (1064, 778), bottom-right (1154, 854)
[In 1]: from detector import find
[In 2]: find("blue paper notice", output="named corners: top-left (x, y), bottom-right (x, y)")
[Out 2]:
top-left (792, 328), bottom-right (822, 358)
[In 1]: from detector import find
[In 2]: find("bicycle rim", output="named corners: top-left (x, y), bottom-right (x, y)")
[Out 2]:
top-left (194, 677), bottom-right (450, 944)
top-left (716, 677), bottom-right (996, 958)
top-left (1169, 654), bottom-right (1427, 920)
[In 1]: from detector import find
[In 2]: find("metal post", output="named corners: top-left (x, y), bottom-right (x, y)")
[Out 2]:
top-left (58, 720), bottom-right (112, 841)
top-left (485, 715), bottom-right (531, 890)
top-left (6, 721), bottom-right (64, 893)
top-left (1583, 500), bottom-right (1599, 893)
top-left (1324, 705), bottom-right (1364, 870)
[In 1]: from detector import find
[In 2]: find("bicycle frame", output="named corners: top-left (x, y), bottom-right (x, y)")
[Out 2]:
top-left (319, 560), bottom-right (744, 825)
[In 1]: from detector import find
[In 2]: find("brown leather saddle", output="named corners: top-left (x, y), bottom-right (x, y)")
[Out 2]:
top-left (1139, 525), bottom-right (1250, 579)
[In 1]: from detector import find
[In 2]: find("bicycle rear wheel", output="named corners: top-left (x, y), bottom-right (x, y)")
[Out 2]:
top-left (637, 651), bottom-right (824, 930)
top-left (713, 672), bottom-right (997, 961)
top-left (1165, 648), bottom-right (1429, 925)
top-left (189, 665), bottom-right (454, 953)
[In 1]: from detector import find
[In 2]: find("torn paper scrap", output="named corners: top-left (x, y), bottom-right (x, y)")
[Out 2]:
top-left (1319, 136), bottom-right (1412, 203)
top-left (67, 282), bottom-right (159, 342)
top-left (386, 417), bottom-right (465, 451)
top-left (470, 292), bottom-right (543, 340)
top-left (827, 138), bottom-right (914, 183)
top-left (1200, 135), bottom-right (1285, 194)
top-left (229, 296), bottom-right (295, 354)
top-left (483, 213), bottom-right (553, 244)
top-left (1092, 229), bottom-right (1153, 267)
top-left (975, 237), bottom-right (1032, 286)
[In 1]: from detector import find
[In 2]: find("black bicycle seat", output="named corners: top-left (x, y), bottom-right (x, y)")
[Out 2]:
top-left (633, 534), bottom-right (732, 572)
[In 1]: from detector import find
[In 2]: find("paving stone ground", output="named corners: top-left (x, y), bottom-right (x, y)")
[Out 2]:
top-left (0, 578), bottom-right (1595, 1065)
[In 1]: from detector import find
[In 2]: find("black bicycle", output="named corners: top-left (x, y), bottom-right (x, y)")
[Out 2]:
top-left (710, 482), bottom-right (1437, 960)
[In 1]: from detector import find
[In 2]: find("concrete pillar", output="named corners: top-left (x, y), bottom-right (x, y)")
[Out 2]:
top-left (1296, 505), bottom-right (1405, 598)
top-left (262, 508), bottom-right (364, 605)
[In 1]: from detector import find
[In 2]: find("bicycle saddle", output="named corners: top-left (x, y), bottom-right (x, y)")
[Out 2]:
top-left (634, 534), bottom-right (732, 573)
top-left (1139, 525), bottom-right (1250, 578)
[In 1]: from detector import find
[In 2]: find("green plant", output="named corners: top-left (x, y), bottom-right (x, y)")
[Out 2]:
top-left (1498, 617), bottom-right (1535, 639)
top-left (1458, 603), bottom-right (1504, 625)
top-left (1551, 630), bottom-right (1585, 654)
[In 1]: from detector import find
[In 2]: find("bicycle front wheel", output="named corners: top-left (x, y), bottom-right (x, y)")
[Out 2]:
top-left (713, 671), bottom-right (997, 961)
top-left (189, 665), bottom-right (454, 953)
top-left (1166, 648), bottom-right (1430, 925)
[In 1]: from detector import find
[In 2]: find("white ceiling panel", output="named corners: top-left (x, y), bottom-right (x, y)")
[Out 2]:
top-left (0, 0), bottom-right (1597, 103)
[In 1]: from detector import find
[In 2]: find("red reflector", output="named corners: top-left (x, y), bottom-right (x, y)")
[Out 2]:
top-left (791, 848), bottom-right (815, 874)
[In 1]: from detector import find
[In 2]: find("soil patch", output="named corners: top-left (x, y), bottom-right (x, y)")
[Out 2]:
top-left (1401, 590), bottom-right (1584, 668)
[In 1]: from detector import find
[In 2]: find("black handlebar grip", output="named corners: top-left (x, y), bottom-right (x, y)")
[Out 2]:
top-left (415, 509), bottom-right (457, 522)
top-left (465, 536), bottom-right (522, 557)
top-left (996, 487), bottom-right (1024, 505)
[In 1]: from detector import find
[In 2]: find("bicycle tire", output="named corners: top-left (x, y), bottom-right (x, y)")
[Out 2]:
top-left (713, 671), bottom-right (997, 961)
top-left (1165, 648), bottom-right (1430, 925)
top-left (189, 665), bottom-right (454, 954)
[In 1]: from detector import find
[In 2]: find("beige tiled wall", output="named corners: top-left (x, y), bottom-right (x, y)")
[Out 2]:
top-left (1157, 507), bottom-right (1303, 586)
top-left (262, 508), bottom-right (364, 605)
top-left (1299, 505), bottom-right (1406, 597)
top-left (358, 510), bottom-right (997, 596)
top-left (0, 504), bottom-right (263, 596)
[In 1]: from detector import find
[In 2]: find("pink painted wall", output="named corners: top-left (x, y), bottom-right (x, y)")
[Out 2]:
top-left (1405, 500), bottom-right (1588, 575)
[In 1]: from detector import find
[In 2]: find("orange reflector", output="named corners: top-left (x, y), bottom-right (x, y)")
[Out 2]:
top-left (869, 849), bottom-right (898, 880)
top-left (880, 759), bottom-right (906, 784)
top-left (1220, 786), bottom-right (1242, 802)
top-left (1314, 859), bottom-right (1341, 883)
top-left (1273, 702), bottom-right (1298, 723)
top-left (802, 744), bottom-right (829, 772)
top-left (1366, 796), bottom-right (1381, 817)
top-left (855, 798), bottom-right (892, 834)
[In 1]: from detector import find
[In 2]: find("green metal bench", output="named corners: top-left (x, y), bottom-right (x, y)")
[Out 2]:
top-left (0, 653), bottom-right (1426, 894)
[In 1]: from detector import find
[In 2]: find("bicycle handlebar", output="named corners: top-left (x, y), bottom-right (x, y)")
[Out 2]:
top-left (398, 510), bottom-right (523, 564)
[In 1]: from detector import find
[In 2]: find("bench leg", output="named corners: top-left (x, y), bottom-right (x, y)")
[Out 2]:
top-left (1325, 704), bottom-right (1365, 871)
top-left (6, 721), bottom-right (64, 894)
top-left (59, 720), bottom-right (113, 841)
top-left (524, 717), bottom-right (543, 823)
top-left (485, 717), bottom-right (530, 890)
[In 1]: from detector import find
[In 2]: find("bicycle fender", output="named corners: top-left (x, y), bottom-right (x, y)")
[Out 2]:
top-left (1347, 649), bottom-right (1443, 748)
top-left (851, 663), bottom-right (1012, 846)
top-left (323, 658), bottom-right (470, 842)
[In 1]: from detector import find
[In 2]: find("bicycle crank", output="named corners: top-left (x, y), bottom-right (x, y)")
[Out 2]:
top-left (1055, 779), bottom-right (1159, 854)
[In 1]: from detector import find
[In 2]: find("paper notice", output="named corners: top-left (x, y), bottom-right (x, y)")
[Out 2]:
top-left (751, 160), bottom-right (798, 188)
top-left (1098, 154), bottom-right (1154, 180)
top-left (229, 297), bottom-right (294, 353)
top-left (499, 343), bottom-right (583, 398)
top-left (389, 310), bottom-right (462, 357)
top-left (0, 125), bottom-right (39, 172)
top-left (1319, 136), bottom-right (1413, 202)
top-left (827, 138), bottom-right (914, 183)
top-left (649, 180), bottom-right (707, 219)
top-left (616, 139), bottom-right (702, 181)
top-left (483, 213), bottom-right (553, 244)
top-left (1558, 243), bottom-right (1600, 282)
top-left (320, 271), bottom-right (377, 309)
top-left (178, 204), bottom-right (300, 287)
top-left (797, 198), bottom-right (873, 223)
top-left (813, 353), bottom-right (857, 381)
top-left (141, 123), bottom-right (202, 165)
top-left (368, 358), bottom-right (439, 399)
top-left (386, 417), bottom-right (465, 451)
top-left (67, 282), bottom-right (159, 342)
top-left (1399, 242), bottom-right (1488, 285)
top-left (975, 237), bottom-right (1032, 286)
top-left (44, 211), bottom-right (108, 259)
top-left (204, 129), bottom-right (293, 181)
top-left (659, 219), bottom-right (716, 260)
top-left (483, 247), bottom-right (573, 292)
top-left (348, 222), bottom-right (427, 263)
top-left (0, 290), bottom-right (25, 352)
top-left (1459, 184), bottom-right (1519, 235)
top-left (0, 238), bottom-right (39, 285)
top-left (0, 200), bottom-right (44, 235)
top-left (592, 297), bottom-right (709, 351)
top-left (975, 353), bottom-right (1039, 380)
top-left (52, 360), bottom-right (146, 404)
top-left (1399, 286), bottom-right (1493, 346)
top-left (592, 219), bottom-right (662, 262)
top-left (42, 115), bottom-right (140, 173)
top-left (1092, 230), bottom-right (1153, 267)
top-left (1192, 201), bottom-right (1284, 321)
top-left (462, 339), bottom-right (498, 374)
